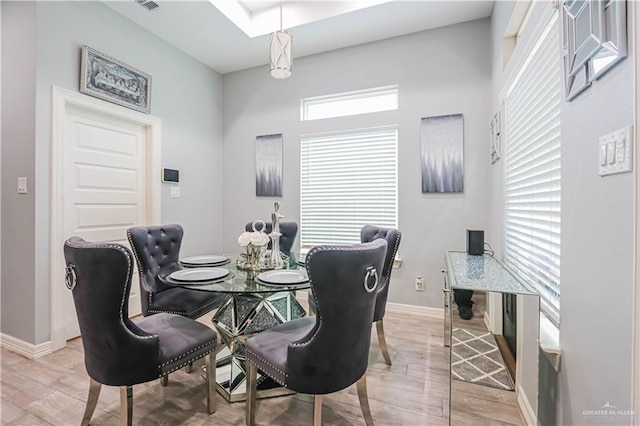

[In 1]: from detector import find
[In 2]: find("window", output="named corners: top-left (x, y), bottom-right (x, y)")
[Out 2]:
top-left (503, 11), bottom-right (561, 325)
top-left (301, 86), bottom-right (398, 121)
top-left (300, 128), bottom-right (398, 249)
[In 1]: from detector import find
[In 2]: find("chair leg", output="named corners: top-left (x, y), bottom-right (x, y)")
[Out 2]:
top-left (246, 360), bottom-right (257, 426)
top-left (185, 362), bottom-right (193, 373)
top-left (313, 395), bottom-right (322, 426)
top-left (356, 375), bottom-right (374, 426)
top-left (376, 319), bottom-right (392, 365)
top-left (160, 375), bottom-right (168, 386)
top-left (120, 385), bottom-right (133, 426)
top-left (81, 378), bottom-right (101, 426)
top-left (205, 353), bottom-right (217, 414)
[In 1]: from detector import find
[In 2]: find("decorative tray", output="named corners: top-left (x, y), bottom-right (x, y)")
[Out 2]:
top-left (236, 252), bottom-right (289, 272)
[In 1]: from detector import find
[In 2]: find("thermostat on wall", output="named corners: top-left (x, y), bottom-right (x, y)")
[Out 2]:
top-left (162, 168), bottom-right (179, 183)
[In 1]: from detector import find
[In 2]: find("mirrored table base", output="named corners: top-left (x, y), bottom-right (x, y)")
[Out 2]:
top-left (211, 290), bottom-right (306, 402)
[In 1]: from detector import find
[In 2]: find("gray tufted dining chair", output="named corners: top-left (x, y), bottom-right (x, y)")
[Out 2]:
top-left (244, 221), bottom-right (298, 253)
top-left (127, 224), bottom-right (228, 319)
top-left (63, 237), bottom-right (218, 426)
top-left (309, 225), bottom-right (402, 365)
top-left (361, 225), bottom-right (402, 365)
top-left (127, 224), bottom-right (227, 381)
top-left (245, 239), bottom-right (388, 426)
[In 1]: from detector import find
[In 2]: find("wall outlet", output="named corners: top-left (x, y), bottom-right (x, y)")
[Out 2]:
top-left (415, 276), bottom-right (424, 291)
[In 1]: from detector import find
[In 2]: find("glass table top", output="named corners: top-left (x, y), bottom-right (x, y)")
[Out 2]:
top-left (446, 251), bottom-right (538, 295)
top-left (162, 252), bottom-right (310, 293)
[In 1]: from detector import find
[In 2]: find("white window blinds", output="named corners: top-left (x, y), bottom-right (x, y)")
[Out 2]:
top-left (300, 128), bottom-right (398, 249)
top-left (503, 12), bottom-right (561, 325)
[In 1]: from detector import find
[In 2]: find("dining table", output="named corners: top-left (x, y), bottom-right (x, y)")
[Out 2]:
top-left (161, 252), bottom-right (310, 403)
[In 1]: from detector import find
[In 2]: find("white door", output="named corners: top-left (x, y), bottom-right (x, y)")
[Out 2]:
top-left (62, 105), bottom-right (147, 339)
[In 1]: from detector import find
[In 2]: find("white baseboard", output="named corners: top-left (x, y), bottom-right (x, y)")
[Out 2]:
top-left (1, 333), bottom-right (53, 359)
top-left (517, 384), bottom-right (537, 426)
top-left (386, 302), bottom-right (443, 319)
top-left (295, 291), bottom-right (443, 319)
top-left (484, 311), bottom-right (491, 332)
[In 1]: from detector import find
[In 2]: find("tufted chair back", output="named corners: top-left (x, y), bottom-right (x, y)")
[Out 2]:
top-left (360, 225), bottom-right (402, 322)
top-left (287, 239), bottom-right (387, 393)
top-left (64, 237), bottom-right (165, 385)
top-left (245, 239), bottom-right (387, 425)
top-left (127, 224), bottom-right (183, 316)
top-left (64, 237), bottom-right (219, 423)
top-left (244, 221), bottom-right (298, 253)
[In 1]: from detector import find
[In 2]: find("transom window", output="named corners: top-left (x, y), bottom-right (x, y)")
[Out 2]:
top-left (301, 86), bottom-right (398, 121)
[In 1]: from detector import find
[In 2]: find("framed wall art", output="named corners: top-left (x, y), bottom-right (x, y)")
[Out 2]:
top-left (588, 0), bottom-right (627, 81)
top-left (562, 0), bottom-right (627, 101)
top-left (80, 46), bottom-right (151, 113)
top-left (490, 111), bottom-right (501, 164)
top-left (255, 134), bottom-right (283, 197)
top-left (421, 114), bottom-right (464, 193)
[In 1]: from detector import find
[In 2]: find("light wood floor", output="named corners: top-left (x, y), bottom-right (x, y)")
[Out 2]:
top-left (1, 308), bottom-right (523, 425)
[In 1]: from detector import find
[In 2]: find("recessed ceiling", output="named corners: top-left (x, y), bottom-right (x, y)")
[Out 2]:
top-left (211, 0), bottom-right (393, 37)
top-left (103, 0), bottom-right (494, 75)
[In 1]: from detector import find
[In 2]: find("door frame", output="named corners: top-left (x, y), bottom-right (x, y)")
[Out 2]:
top-left (50, 86), bottom-right (162, 351)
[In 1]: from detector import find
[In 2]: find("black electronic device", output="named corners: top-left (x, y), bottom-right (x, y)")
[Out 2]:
top-left (466, 230), bottom-right (484, 255)
top-left (162, 168), bottom-right (179, 183)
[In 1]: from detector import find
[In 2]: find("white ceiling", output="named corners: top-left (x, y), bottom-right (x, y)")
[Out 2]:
top-left (104, 0), bottom-right (494, 75)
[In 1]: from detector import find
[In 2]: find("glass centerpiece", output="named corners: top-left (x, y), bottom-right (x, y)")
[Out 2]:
top-left (237, 203), bottom-right (290, 272)
top-left (237, 220), bottom-right (270, 271)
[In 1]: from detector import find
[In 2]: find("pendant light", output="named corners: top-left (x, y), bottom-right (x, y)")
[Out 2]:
top-left (270, 1), bottom-right (292, 79)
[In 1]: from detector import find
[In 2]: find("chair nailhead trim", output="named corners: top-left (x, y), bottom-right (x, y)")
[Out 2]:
top-left (290, 240), bottom-right (387, 349)
top-left (159, 345), bottom-right (216, 377)
top-left (128, 228), bottom-right (212, 318)
top-left (64, 241), bottom-right (154, 341)
top-left (246, 241), bottom-right (387, 388)
top-left (246, 348), bottom-right (287, 386)
top-left (160, 339), bottom-right (217, 367)
top-left (127, 231), bottom-right (154, 303)
top-left (381, 232), bottom-right (402, 291)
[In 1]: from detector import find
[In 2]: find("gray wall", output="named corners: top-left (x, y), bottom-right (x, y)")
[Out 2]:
top-left (491, 2), bottom-right (636, 424)
top-left (222, 19), bottom-right (492, 308)
top-left (1, 2), bottom-right (38, 344)
top-left (1, 1), bottom-right (224, 344)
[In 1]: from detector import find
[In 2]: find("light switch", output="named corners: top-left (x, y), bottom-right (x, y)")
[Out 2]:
top-left (170, 187), bottom-right (180, 198)
top-left (616, 136), bottom-right (626, 163)
top-left (607, 141), bottom-right (616, 164)
top-left (599, 144), bottom-right (608, 166)
top-left (17, 177), bottom-right (27, 194)
top-left (599, 125), bottom-right (633, 176)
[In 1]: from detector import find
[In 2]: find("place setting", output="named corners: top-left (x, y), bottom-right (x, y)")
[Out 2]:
top-left (255, 269), bottom-right (309, 287)
top-left (166, 266), bottom-right (234, 285)
top-left (180, 254), bottom-right (230, 268)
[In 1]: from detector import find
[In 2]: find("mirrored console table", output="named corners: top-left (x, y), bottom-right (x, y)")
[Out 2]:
top-left (443, 251), bottom-right (541, 424)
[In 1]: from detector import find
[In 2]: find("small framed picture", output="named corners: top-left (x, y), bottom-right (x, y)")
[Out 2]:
top-left (80, 46), bottom-right (151, 113)
top-left (490, 111), bottom-right (501, 164)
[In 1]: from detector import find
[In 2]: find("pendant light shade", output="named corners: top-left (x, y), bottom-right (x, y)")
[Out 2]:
top-left (270, 30), bottom-right (292, 79)
top-left (270, 1), bottom-right (292, 79)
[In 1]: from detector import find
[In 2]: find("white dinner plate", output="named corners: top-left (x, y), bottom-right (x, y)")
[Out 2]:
top-left (180, 255), bottom-right (228, 265)
top-left (257, 270), bottom-right (309, 285)
top-left (169, 268), bottom-right (229, 282)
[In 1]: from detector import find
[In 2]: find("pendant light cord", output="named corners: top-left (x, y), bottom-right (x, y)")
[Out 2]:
top-left (279, 0), bottom-right (283, 32)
